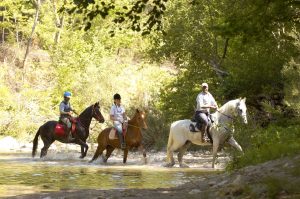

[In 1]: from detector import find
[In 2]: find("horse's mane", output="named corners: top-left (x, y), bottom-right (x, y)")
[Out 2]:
top-left (217, 98), bottom-right (240, 113)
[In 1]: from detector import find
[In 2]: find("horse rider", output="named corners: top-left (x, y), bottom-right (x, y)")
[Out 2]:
top-left (59, 91), bottom-right (77, 142)
top-left (110, 93), bottom-right (128, 149)
top-left (194, 83), bottom-right (218, 142)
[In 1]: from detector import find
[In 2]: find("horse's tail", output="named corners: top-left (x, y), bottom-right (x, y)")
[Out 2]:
top-left (32, 128), bottom-right (40, 158)
top-left (166, 126), bottom-right (174, 162)
top-left (167, 129), bottom-right (173, 151)
top-left (89, 145), bottom-right (102, 163)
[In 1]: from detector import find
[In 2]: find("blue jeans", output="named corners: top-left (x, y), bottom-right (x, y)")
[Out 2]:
top-left (195, 111), bottom-right (210, 131)
top-left (113, 121), bottom-right (123, 135)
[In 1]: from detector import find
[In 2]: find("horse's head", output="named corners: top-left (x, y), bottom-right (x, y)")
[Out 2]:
top-left (235, 97), bottom-right (248, 124)
top-left (92, 102), bottom-right (105, 123)
top-left (133, 109), bottom-right (148, 130)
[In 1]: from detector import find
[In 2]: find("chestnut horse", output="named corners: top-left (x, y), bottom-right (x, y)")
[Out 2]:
top-left (32, 102), bottom-right (105, 159)
top-left (90, 109), bottom-right (148, 164)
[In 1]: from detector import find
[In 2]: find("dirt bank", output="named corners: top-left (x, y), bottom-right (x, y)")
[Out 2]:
top-left (7, 154), bottom-right (300, 199)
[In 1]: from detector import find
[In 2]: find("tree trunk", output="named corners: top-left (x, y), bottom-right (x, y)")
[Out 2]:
top-left (22, 0), bottom-right (41, 78)
top-left (52, 0), bottom-right (66, 44)
top-left (14, 14), bottom-right (19, 46)
top-left (1, 6), bottom-right (5, 44)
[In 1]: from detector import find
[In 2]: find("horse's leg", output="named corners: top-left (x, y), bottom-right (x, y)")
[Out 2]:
top-left (74, 139), bottom-right (88, 159)
top-left (228, 137), bottom-right (243, 153)
top-left (123, 149), bottom-right (129, 164)
top-left (164, 146), bottom-right (175, 167)
top-left (103, 145), bottom-right (115, 163)
top-left (40, 132), bottom-right (54, 158)
top-left (89, 145), bottom-right (106, 163)
top-left (81, 145), bottom-right (85, 157)
top-left (137, 144), bottom-right (147, 164)
top-left (178, 141), bottom-right (191, 168)
top-left (40, 140), bottom-right (54, 158)
top-left (212, 139), bottom-right (220, 168)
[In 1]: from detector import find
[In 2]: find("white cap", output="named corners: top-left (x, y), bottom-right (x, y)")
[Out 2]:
top-left (201, 82), bottom-right (208, 87)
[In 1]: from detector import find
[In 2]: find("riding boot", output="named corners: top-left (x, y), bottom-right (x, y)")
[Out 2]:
top-left (201, 126), bottom-right (209, 143)
top-left (118, 133), bottom-right (126, 149)
top-left (207, 127), bottom-right (213, 143)
top-left (68, 129), bottom-right (75, 142)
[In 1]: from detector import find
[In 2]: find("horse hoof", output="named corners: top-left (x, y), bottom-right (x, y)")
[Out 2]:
top-left (79, 155), bottom-right (85, 159)
top-left (179, 163), bottom-right (189, 168)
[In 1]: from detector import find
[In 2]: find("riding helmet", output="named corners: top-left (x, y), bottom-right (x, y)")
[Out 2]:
top-left (113, 93), bottom-right (121, 100)
top-left (64, 91), bottom-right (72, 98)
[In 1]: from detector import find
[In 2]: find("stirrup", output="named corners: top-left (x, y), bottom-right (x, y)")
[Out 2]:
top-left (121, 143), bottom-right (126, 149)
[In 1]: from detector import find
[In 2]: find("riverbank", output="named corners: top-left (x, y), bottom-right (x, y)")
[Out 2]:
top-left (1, 136), bottom-right (299, 198)
top-left (7, 154), bottom-right (300, 199)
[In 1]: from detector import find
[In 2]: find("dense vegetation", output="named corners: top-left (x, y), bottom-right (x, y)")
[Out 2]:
top-left (0, 0), bottom-right (299, 168)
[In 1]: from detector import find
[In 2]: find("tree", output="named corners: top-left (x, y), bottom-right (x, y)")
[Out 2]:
top-left (22, 0), bottom-right (41, 77)
top-left (62, 0), bottom-right (168, 35)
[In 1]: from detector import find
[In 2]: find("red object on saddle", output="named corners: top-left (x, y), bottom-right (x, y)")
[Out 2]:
top-left (55, 118), bottom-right (78, 137)
top-left (55, 124), bottom-right (65, 136)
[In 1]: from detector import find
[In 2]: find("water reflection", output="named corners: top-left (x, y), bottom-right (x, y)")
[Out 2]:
top-left (0, 151), bottom-right (223, 197)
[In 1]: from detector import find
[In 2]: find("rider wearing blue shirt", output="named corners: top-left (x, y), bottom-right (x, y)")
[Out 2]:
top-left (59, 91), bottom-right (77, 142)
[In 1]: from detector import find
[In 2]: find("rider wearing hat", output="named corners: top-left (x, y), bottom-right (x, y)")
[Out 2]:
top-left (110, 93), bottom-right (127, 149)
top-left (195, 83), bottom-right (218, 142)
top-left (59, 91), bottom-right (77, 142)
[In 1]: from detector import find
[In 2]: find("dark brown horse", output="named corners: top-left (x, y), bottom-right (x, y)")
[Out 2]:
top-left (90, 109), bottom-right (147, 164)
top-left (32, 102), bottom-right (105, 159)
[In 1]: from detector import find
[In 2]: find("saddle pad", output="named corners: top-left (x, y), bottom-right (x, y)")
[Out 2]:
top-left (189, 122), bottom-right (201, 133)
top-left (109, 128), bottom-right (118, 140)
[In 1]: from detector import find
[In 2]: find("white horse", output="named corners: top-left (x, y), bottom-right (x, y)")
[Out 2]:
top-left (164, 98), bottom-right (247, 168)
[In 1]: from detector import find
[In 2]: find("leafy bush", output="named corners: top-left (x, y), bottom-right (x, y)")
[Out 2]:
top-left (227, 117), bottom-right (300, 170)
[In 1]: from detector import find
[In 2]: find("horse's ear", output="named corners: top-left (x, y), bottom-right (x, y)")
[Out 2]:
top-left (95, 102), bottom-right (99, 106)
top-left (243, 97), bottom-right (246, 102)
top-left (136, 109), bottom-right (140, 113)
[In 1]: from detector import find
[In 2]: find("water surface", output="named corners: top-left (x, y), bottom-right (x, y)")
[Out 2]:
top-left (0, 149), bottom-right (226, 197)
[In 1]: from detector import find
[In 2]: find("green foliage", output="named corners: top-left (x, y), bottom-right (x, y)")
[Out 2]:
top-left (227, 119), bottom-right (300, 170)
top-left (142, 109), bottom-right (170, 150)
top-left (282, 57), bottom-right (300, 115)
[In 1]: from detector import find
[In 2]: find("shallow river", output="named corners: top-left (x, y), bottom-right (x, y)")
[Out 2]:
top-left (0, 143), bottom-right (228, 198)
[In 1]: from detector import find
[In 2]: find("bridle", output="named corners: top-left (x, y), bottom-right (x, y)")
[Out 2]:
top-left (217, 104), bottom-right (246, 121)
top-left (217, 110), bottom-right (234, 120)
top-left (91, 105), bottom-right (103, 122)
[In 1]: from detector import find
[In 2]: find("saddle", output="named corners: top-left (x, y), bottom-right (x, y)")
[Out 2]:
top-left (108, 123), bottom-right (128, 140)
top-left (189, 113), bottom-right (214, 132)
top-left (55, 118), bottom-right (78, 136)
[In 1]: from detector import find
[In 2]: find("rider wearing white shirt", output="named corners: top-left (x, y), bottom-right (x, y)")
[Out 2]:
top-left (110, 93), bottom-right (127, 149)
top-left (195, 83), bottom-right (218, 142)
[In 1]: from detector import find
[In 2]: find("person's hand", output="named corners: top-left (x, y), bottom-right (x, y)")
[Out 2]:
top-left (68, 112), bottom-right (72, 116)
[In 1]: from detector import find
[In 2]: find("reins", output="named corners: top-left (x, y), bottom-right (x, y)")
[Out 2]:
top-left (217, 110), bottom-right (234, 120)
top-left (128, 123), bottom-right (141, 129)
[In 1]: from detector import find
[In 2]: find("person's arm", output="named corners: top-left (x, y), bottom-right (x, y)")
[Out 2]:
top-left (69, 103), bottom-right (78, 115)
top-left (122, 112), bottom-right (127, 121)
top-left (110, 106), bottom-right (116, 121)
top-left (110, 106), bottom-right (121, 122)
top-left (210, 94), bottom-right (218, 109)
top-left (59, 103), bottom-right (71, 115)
